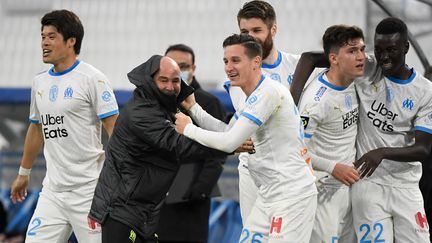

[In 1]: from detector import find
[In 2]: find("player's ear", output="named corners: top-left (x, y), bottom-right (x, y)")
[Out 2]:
top-left (271, 23), bottom-right (277, 37)
top-left (329, 52), bottom-right (337, 65)
top-left (404, 41), bottom-right (409, 54)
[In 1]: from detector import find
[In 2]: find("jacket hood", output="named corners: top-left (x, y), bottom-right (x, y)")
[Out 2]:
top-left (127, 55), bottom-right (194, 112)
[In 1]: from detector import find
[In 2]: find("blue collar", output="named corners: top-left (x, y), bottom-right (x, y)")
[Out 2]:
top-left (261, 51), bottom-right (282, 69)
top-left (386, 68), bottom-right (416, 85)
top-left (49, 59), bottom-right (81, 76)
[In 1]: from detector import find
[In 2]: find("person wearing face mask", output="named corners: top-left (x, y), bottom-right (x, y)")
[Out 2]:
top-left (88, 55), bottom-right (231, 243)
top-left (154, 44), bottom-right (227, 243)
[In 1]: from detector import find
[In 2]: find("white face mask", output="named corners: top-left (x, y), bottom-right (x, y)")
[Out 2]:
top-left (180, 71), bottom-right (190, 83)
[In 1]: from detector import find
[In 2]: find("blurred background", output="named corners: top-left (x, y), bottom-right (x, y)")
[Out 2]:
top-left (0, 0), bottom-right (431, 242)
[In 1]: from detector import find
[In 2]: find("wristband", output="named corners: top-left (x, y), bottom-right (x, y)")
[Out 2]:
top-left (18, 166), bottom-right (31, 176)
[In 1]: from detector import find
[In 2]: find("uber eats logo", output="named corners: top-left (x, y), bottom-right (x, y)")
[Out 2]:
top-left (367, 100), bottom-right (399, 132)
top-left (41, 114), bottom-right (68, 139)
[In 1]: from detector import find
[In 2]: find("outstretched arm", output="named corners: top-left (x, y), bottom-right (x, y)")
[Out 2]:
top-left (290, 51), bottom-right (328, 105)
top-left (355, 131), bottom-right (432, 178)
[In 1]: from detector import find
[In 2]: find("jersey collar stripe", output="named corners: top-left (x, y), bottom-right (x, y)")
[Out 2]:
top-left (386, 68), bottom-right (416, 85)
top-left (261, 51), bottom-right (282, 69)
top-left (223, 80), bottom-right (231, 93)
top-left (318, 73), bottom-right (348, 91)
top-left (49, 59), bottom-right (81, 76)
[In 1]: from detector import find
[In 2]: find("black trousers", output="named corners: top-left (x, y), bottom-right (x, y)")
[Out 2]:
top-left (102, 216), bottom-right (157, 243)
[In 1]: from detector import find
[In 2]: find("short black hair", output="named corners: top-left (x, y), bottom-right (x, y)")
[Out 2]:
top-left (322, 25), bottom-right (364, 58)
top-left (237, 1), bottom-right (276, 29)
top-left (375, 17), bottom-right (408, 41)
top-left (223, 34), bottom-right (262, 59)
top-left (165, 44), bottom-right (195, 64)
top-left (41, 9), bottom-right (84, 55)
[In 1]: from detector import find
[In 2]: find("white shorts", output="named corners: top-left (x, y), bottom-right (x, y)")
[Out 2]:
top-left (25, 180), bottom-right (101, 243)
top-left (238, 160), bottom-right (258, 223)
top-left (240, 194), bottom-right (317, 243)
top-left (351, 180), bottom-right (430, 243)
top-left (310, 183), bottom-right (356, 243)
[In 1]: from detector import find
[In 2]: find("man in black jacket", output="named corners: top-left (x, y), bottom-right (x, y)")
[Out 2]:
top-left (89, 55), bottom-right (227, 243)
top-left (156, 44), bottom-right (227, 243)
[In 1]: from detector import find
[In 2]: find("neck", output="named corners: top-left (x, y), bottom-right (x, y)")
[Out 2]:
top-left (389, 64), bottom-right (411, 80)
top-left (242, 72), bottom-right (262, 96)
top-left (53, 55), bottom-right (77, 73)
top-left (326, 68), bottom-right (353, 87)
top-left (263, 47), bottom-right (278, 65)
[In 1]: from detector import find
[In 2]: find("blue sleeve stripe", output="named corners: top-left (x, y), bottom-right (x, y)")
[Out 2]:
top-left (234, 112), bottom-right (239, 120)
top-left (415, 126), bottom-right (432, 134)
top-left (240, 112), bottom-right (262, 126)
top-left (99, 110), bottom-right (119, 119)
top-left (304, 133), bottom-right (313, 138)
top-left (29, 119), bottom-right (39, 124)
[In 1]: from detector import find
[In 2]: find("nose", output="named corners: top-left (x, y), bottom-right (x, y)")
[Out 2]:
top-left (165, 81), bottom-right (175, 91)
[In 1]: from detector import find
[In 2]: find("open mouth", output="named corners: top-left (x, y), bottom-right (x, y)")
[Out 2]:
top-left (43, 49), bottom-right (52, 57)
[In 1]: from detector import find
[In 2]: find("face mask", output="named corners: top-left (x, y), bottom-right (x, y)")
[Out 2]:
top-left (180, 71), bottom-right (190, 83)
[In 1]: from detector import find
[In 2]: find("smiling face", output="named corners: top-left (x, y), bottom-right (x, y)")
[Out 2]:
top-left (374, 32), bottom-right (409, 77)
top-left (223, 44), bottom-right (260, 89)
top-left (154, 57), bottom-right (181, 97)
top-left (41, 25), bottom-right (77, 72)
top-left (239, 17), bottom-right (275, 60)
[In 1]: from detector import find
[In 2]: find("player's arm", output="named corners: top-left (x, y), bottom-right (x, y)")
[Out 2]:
top-left (10, 123), bottom-right (44, 204)
top-left (355, 131), bottom-right (432, 178)
top-left (101, 114), bottom-right (118, 138)
top-left (290, 52), bottom-right (328, 105)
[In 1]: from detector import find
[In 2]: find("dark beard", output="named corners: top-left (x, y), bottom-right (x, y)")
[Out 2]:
top-left (261, 32), bottom-right (273, 60)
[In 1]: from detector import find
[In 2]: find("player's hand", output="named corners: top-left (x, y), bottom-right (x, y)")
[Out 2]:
top-left (354, 148), bottom-right (384, 178)
top-left (235, 138), bottom-right (255, 153)
top-left (331, 163), bottom-right (360, 186)
top-left (10, 175), bottom-right (29, 204)
top-left (181, 93), bottom-right (196, 111)
top-left (175, 112), bottom-right (193, 134)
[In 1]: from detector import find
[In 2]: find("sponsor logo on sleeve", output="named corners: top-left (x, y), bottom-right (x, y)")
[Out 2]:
top-left (247, 94), bottom-right (258, 105)
top-left (102, 91), bottom-right (112, 102)
top-left (301, 116), bottom-right (310, 129)
top-left (314, 86), bottom-right (327, 101)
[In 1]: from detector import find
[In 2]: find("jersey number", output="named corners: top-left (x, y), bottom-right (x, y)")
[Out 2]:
top-left (239, 228), bottom-right (263, 243)
top-left (359, 223), bottom-right (385, 243)
top-left (27, 218), bottom-right (42, 236)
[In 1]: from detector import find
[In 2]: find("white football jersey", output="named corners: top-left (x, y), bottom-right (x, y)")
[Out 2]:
top-left (222, 76), bottom-right (317, 202)
top-left (29, 60), bottom-right (119, 191)
top-left (226, 51), bottom-right (301, 168)
top-left (299, 71), bottom-right (358, 185)
top-left (356, 56), bottom-right (432, 187)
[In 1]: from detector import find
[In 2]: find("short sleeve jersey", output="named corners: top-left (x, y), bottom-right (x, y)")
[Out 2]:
top-left (299, 71), bottom-right (358, 185)
top-left (29, 60), bottom-right (119, 191)
top-left (235, 76), bottom-right (316, 202)
top-left (355, 55), bottom-right (432, 187)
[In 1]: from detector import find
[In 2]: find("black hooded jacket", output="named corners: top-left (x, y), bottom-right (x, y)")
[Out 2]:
top-left (89, 55), bottom-right (226, 239)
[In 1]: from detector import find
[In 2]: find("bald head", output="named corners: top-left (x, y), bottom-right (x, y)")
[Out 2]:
top-left (154, 56), bottom-right (182, 96)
